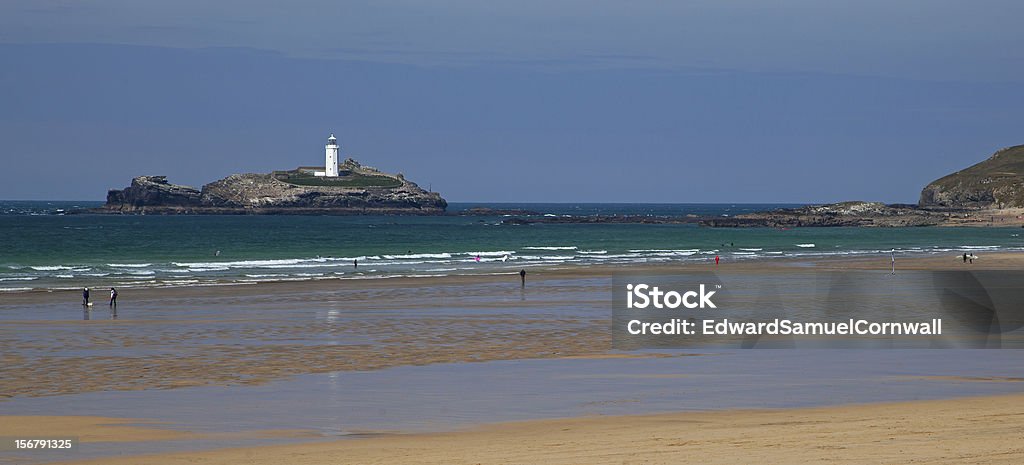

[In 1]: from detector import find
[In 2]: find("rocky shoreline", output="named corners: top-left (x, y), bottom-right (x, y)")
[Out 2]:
top-left (702, 145), bottom-right (1024, 228)
top-left (88, 144), bottom-right (1024, 224)
top-left (697, 201), bottom-right (947, 228)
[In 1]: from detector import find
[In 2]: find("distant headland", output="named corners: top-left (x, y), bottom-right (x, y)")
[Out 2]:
top-left (701, 144), bottom-right (1024, 227)
top-left (471, 145), bottom-right (1024, 228)
top-left (96, 134), bottom-right (447, 215)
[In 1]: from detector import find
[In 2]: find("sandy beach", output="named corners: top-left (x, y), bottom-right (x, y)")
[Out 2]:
top-left (3, 253), bottom-right (1023, 464)
top-left (5, 393), bottom-right (1018, 465)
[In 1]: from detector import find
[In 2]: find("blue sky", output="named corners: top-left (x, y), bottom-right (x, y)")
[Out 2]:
top-left (1, 1), bottom-right (1022, 202)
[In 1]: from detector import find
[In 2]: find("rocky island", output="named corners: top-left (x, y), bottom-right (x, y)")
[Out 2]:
top-left (99, 158), bottom-right (446, 215)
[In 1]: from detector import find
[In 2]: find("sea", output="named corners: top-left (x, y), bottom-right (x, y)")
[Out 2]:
top-left (2, 200), bottom-right (1023, 292)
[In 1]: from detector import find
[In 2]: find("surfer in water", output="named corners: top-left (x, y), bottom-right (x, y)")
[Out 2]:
top-left (82, 287), bottom-right (90, 306)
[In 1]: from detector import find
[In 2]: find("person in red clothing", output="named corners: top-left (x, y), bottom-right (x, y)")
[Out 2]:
top-left (715, 255), bottom-right (720, 265)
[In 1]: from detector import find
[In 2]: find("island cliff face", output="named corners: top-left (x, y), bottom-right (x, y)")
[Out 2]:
top-left (918, 145), bottom-right (1024, 209)
top-left (102, 160), bottom-right (446, 215)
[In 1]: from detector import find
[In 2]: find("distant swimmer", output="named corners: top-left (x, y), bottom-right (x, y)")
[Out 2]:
top-left (890, 249), bottom-right (896, 275)
top-left (109, 287), bottom-right (118, 307)
top-left (353, 259), bottom-right (358, 269)
top-left (714, 255), bottom-right (720, 266)
top-left (475, 255), bottom-right (481, 262)
top-left (215, 250), bottom-right (221, 257)
top-left (520, 269), bottom-right (526, 287)
top-left (82, 287), bottom-right (90, 306)
top-left (502, 254), bottom-right (509, 262)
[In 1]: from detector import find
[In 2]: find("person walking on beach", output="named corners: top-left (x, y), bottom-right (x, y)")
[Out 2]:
top-left (890, 249), bottom-right (896, 275)
top-left (963, 253), bottom-right (968, 263)
top-left (109, 287), bottom-right (118, 307)
top-left (82, 287), bottom-right (90, 305)
top-left (715, 255), bottom-right (720, 266)
top-left (520, 269), bottom-right (526, 287)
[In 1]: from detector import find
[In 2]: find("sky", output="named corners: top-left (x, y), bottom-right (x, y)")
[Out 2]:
top-left (1, 1), bottom-right (1022, 202)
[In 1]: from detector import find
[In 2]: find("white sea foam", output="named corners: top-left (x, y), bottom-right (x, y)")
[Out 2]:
top-left (739, 248), bottom-right (763, 251)
top-left (382, 253), bottom-right (453, 259)
top-left (173, 259), bottom-right (306, 268)
top-left (159, 279), bottom-right (200, 285)
top-left (107, 263), bottom-right (153, 268)
top-left (30, 265), bottom-right (73, 271)
top-left (465, 251), bottom-right (515, 257)
top-left (577, 250), bottom-right (608, 254)
top-left (796, 244), bottom-right (816, 248)
top-left (0, 277), bottom-right (37, 281)
top-left (0, 287), bottom-right (33, 292)
top-left (522, 246), bottom-right (577, 250)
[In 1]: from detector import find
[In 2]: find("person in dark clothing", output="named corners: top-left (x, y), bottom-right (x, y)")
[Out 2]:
top-left (963, 253), bottom-right (968, 263)
top-left (520, 269), bottom-right (527, 287)
top-left (109, 287), bottom-right (118, 307)
top-left (82, 287), bottom-right (90, 305)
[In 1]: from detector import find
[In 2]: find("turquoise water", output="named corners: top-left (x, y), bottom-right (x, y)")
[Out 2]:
top-left (2, 201), bottom-right (1023, 291)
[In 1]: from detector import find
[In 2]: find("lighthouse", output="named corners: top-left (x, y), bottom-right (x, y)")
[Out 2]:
top-left (325, 134), bottom-right (340, 177)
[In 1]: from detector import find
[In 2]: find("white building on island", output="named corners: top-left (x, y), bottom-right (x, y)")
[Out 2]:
top-left (314, 134), bottom-right (340, 177)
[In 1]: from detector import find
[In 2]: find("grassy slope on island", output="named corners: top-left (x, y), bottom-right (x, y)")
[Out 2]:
top-left (272, 171), bottom-right (403, 188)
top-left (920, 145), bottom-right (1024, 208)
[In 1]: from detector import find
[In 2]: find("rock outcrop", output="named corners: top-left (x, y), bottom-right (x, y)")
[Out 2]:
top-left (101, 162), bottom-right (446, 215)
top-left (919, 145), bottom-right (1024, 209)
top-left (105, 176), bottom-right (202, 210)
top-left (700, 201), bottom-right (944, 228)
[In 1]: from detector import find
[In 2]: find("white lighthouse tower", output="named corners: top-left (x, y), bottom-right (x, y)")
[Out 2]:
top-left (325, 134), bottom-right (340, 177)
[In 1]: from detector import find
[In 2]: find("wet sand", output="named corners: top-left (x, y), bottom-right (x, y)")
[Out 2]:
top-left (31, 393), bottom-right (1024, 465)
top-left (2, 252), bottom-right (1021, 399)
top-left (2, 253), bottom-right (1023, 463)
top-left (1, 416), bottom-right (194, 443)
